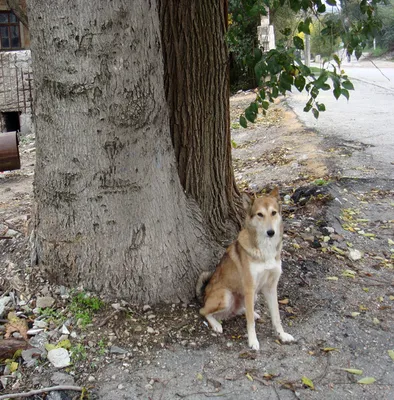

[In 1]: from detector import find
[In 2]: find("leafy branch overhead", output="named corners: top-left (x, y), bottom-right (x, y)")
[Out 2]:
top-left (233, 0), bottom-right (383, 125)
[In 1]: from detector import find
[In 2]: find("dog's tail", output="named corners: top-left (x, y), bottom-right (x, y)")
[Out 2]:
top-left (195, 271), bottom-right (213, 303)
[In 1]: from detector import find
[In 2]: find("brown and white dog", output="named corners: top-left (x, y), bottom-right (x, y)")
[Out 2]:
top-left (196, 187), bottom-right (295, 350)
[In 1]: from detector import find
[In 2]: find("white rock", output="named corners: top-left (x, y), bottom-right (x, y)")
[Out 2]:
top-left (36, 296), bottom-right (55, 309)
top-left (147, 327), bottom-right (154, 334)
top-left (27, 328), bottom-right (44, 336)
top-left (60, 325), bottom-right (70, 335)
top-left (143, 305), bottom-right (151, 312)
top-left (348, 249), bottom-right (363, 261)
top-left (47, 348), bottom-right (71, 368)
top-left (34, 320), bottom-right (48, 329)
top-left (0, 296), bottom-right (11, 317)
top-left (118, 384), bottom-right (125, 390)
top-left (88, 376), bottom-right (96, 382)
top-left (326, 227), bottom-right (335, 233)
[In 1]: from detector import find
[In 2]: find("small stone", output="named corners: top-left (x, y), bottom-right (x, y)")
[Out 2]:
top-left (47, 348), bottom-right (71, 368)
top-left (143, 305), bottom-right (151, 312)
top-left (147, 327), bottom-right (154, 334)
top-left (27, 328), bottom-right (44, 336)
top-left (110, 345), bottom-right (128, 354)
top-left (33, 320), bottom-right (48, 329)
top-left (51, 371), bottom-right (75, 386)
top-left (348, 249), bottom-right (363, 261)
top-left (118, 384), bottom-right (125, 390)
top-left (145, 384), bottom-right (153, 390)
top-left (29, 332), bottom-right (49, 351)
top-left (22, 348), bottom-right (43, 367)
top-left (0, 296), bottom-right (11, 317)
top-left (147, 314), bottom-right (156, 319)
top-left (46, 392), bottom-right (63, 400)
top-left (60, 325), bottom-right (70, 335)
top-left (325, 227), bottom-right (335, 233)
top-left (226, 342), bottom-right (233, 347)
top-left (88, 376), bottom-right (96, 382)
top-left (134, 325), bottom-right (142, 332)
top-left (36, 296), bottom-right (55, 309)
top-left (5, 229), bottom-right (19, 237)
top-left (70, 331), bottom-right (77, 338)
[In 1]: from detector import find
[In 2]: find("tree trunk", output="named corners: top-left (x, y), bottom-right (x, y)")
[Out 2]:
top-left (159, 0), bottom-right (242, 243)
top-left (28, 0), bottom-right (221, 304)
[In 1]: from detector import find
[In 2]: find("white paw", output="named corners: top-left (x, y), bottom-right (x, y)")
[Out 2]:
top-left (254, 311), bottom-right (261, 320)
top-left (211, 323), bottom-right (223, 334)
top-left (279, 332), bottom-right (295, 343)
top-left (248, 336), bottom-right (260, 350)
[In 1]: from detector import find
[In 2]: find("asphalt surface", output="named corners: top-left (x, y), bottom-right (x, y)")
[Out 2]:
top-left (287, 59), bottom-right (394, 180)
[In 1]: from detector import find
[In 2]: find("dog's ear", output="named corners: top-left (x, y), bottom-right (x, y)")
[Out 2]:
top-left (270, 186), bottom-right (280, 200)
top-left (242, 192), bottom-right (254, 211)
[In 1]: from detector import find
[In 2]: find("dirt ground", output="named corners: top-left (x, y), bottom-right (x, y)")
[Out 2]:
top-left (0, 95), bottom-right (393, 400)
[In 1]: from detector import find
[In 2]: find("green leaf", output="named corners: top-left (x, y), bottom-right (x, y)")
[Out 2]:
top-left (312, 108), bottom-right (319, 119)
top-left (342, 368), bottom-right (363, 375)
top-left (341, 89), bottom-right (350, 100)
top-left (316, 103), bottom-right (326, 112)
top-left (261, 101), bottom-right (269, 110)
top-left (388, 350), bottom-right (394, 361)
top-left (333, 54), bottom-right (341, 67)
top-left (342, 80), bottom-right (354, 90)
top-left (326, 0), bottom-right (336, 5)
top-left (358, 377), bottom-right (376, 384)
top-left (293, 36), bottom-right (304, 50)
top-left (294, 75), bottom-right (306, 92)
top-left (302, 376), bottom-right (314, 389)
top-left (333, 87), bottom-right (341, 100)
top-left (239, 115), bottom-right (247, 128)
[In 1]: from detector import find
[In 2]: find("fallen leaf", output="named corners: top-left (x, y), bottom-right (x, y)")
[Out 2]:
top-left (388, 350), bottom-right (394, 361)
top-left (332, 246), bottom-right (346, 255)
top-left (246, 372), bottom-right (254, 381)
top-left (9, 361), bottom-right (18, 373)
top-left (196, 373), bottom-right (203, 381)
top-left (5, 313), bottom-right (29, 340)
top-left (359, 305), bottom-right (368, 311)
top-left (389, 296), bottom-right (394, 301)
top-left (373, 318), bottom-right (380, 325)
top-left (45, 344), bottom-right (56, 352)
top-left (321, 347), bottom-right (338, 352)
top-left (279, 298), bottom-right (289, 305)
top-left (57, 339), bottom-right (71, 349)
top-left (351, 312), bottom-right (360, 317)
top-left (342, 368), bottom-right (363, 375)
top-left (362, 287), bottom-right (369, 292)
top-left (342, 270), bottom-right (356, 278)
top-left (388, 239), bottom-right (394, 246)
top-left (301, 376), bottom-right (314, 390)
top-left (326, 276), bottom-right (339, 281)
top-left (357, 377), bottom-right (376, 384)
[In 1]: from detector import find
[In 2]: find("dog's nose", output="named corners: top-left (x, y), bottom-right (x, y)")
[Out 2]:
top-left (267, 229), bottom-right (275, 237)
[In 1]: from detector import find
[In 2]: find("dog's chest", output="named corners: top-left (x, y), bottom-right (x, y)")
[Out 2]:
top-left (250, 257), bottom-right (280, 290)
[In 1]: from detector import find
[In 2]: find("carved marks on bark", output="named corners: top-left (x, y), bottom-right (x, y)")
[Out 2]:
top-left (94, 137), bottom-right (141, 194)
top-left (124, 222), bottom-right (146, 272)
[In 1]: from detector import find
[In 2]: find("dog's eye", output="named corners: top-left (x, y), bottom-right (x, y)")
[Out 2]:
top-left (271, 211), bottom-right (277, 216)
top-left (257, 212), bottom-right (264, 218)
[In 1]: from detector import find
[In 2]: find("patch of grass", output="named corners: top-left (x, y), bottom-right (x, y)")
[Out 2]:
top-left (313, 178), bottom-right (330, 186)
top-left (39, 307), bottom-right (66, 325)
top-left (231, 122), bottom-right (241, 130)
top-left (70, 343), bottom-right (87, 363)
top-left (97, 339), bottom-right (107, 355)
top-left (69, 291), bottom-right (104, 328)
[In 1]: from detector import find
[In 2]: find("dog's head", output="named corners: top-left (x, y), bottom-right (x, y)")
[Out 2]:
top-left (243, 187), bottom-right (282, 238)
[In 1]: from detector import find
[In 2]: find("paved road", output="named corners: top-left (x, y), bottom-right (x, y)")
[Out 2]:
top-left (287, 60), bottom-right (394, 180)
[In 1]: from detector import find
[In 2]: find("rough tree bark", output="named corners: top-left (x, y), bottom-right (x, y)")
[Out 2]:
top-left (28, 0), bottom-right (222, 303)
top-left (159, 0), bottom-right (242, 243)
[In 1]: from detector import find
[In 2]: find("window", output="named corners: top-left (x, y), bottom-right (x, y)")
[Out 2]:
top-left (0, 12), bottom-right (21, 50)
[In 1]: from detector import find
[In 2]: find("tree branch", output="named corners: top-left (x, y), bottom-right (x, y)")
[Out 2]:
top-left (0, 385), bottom-right (84, 400)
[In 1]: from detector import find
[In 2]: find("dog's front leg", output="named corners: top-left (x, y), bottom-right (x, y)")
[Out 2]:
top-left (262, 280), bottom-right (294, 343)
top-left (245, 289), bottom-right (259, 350)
